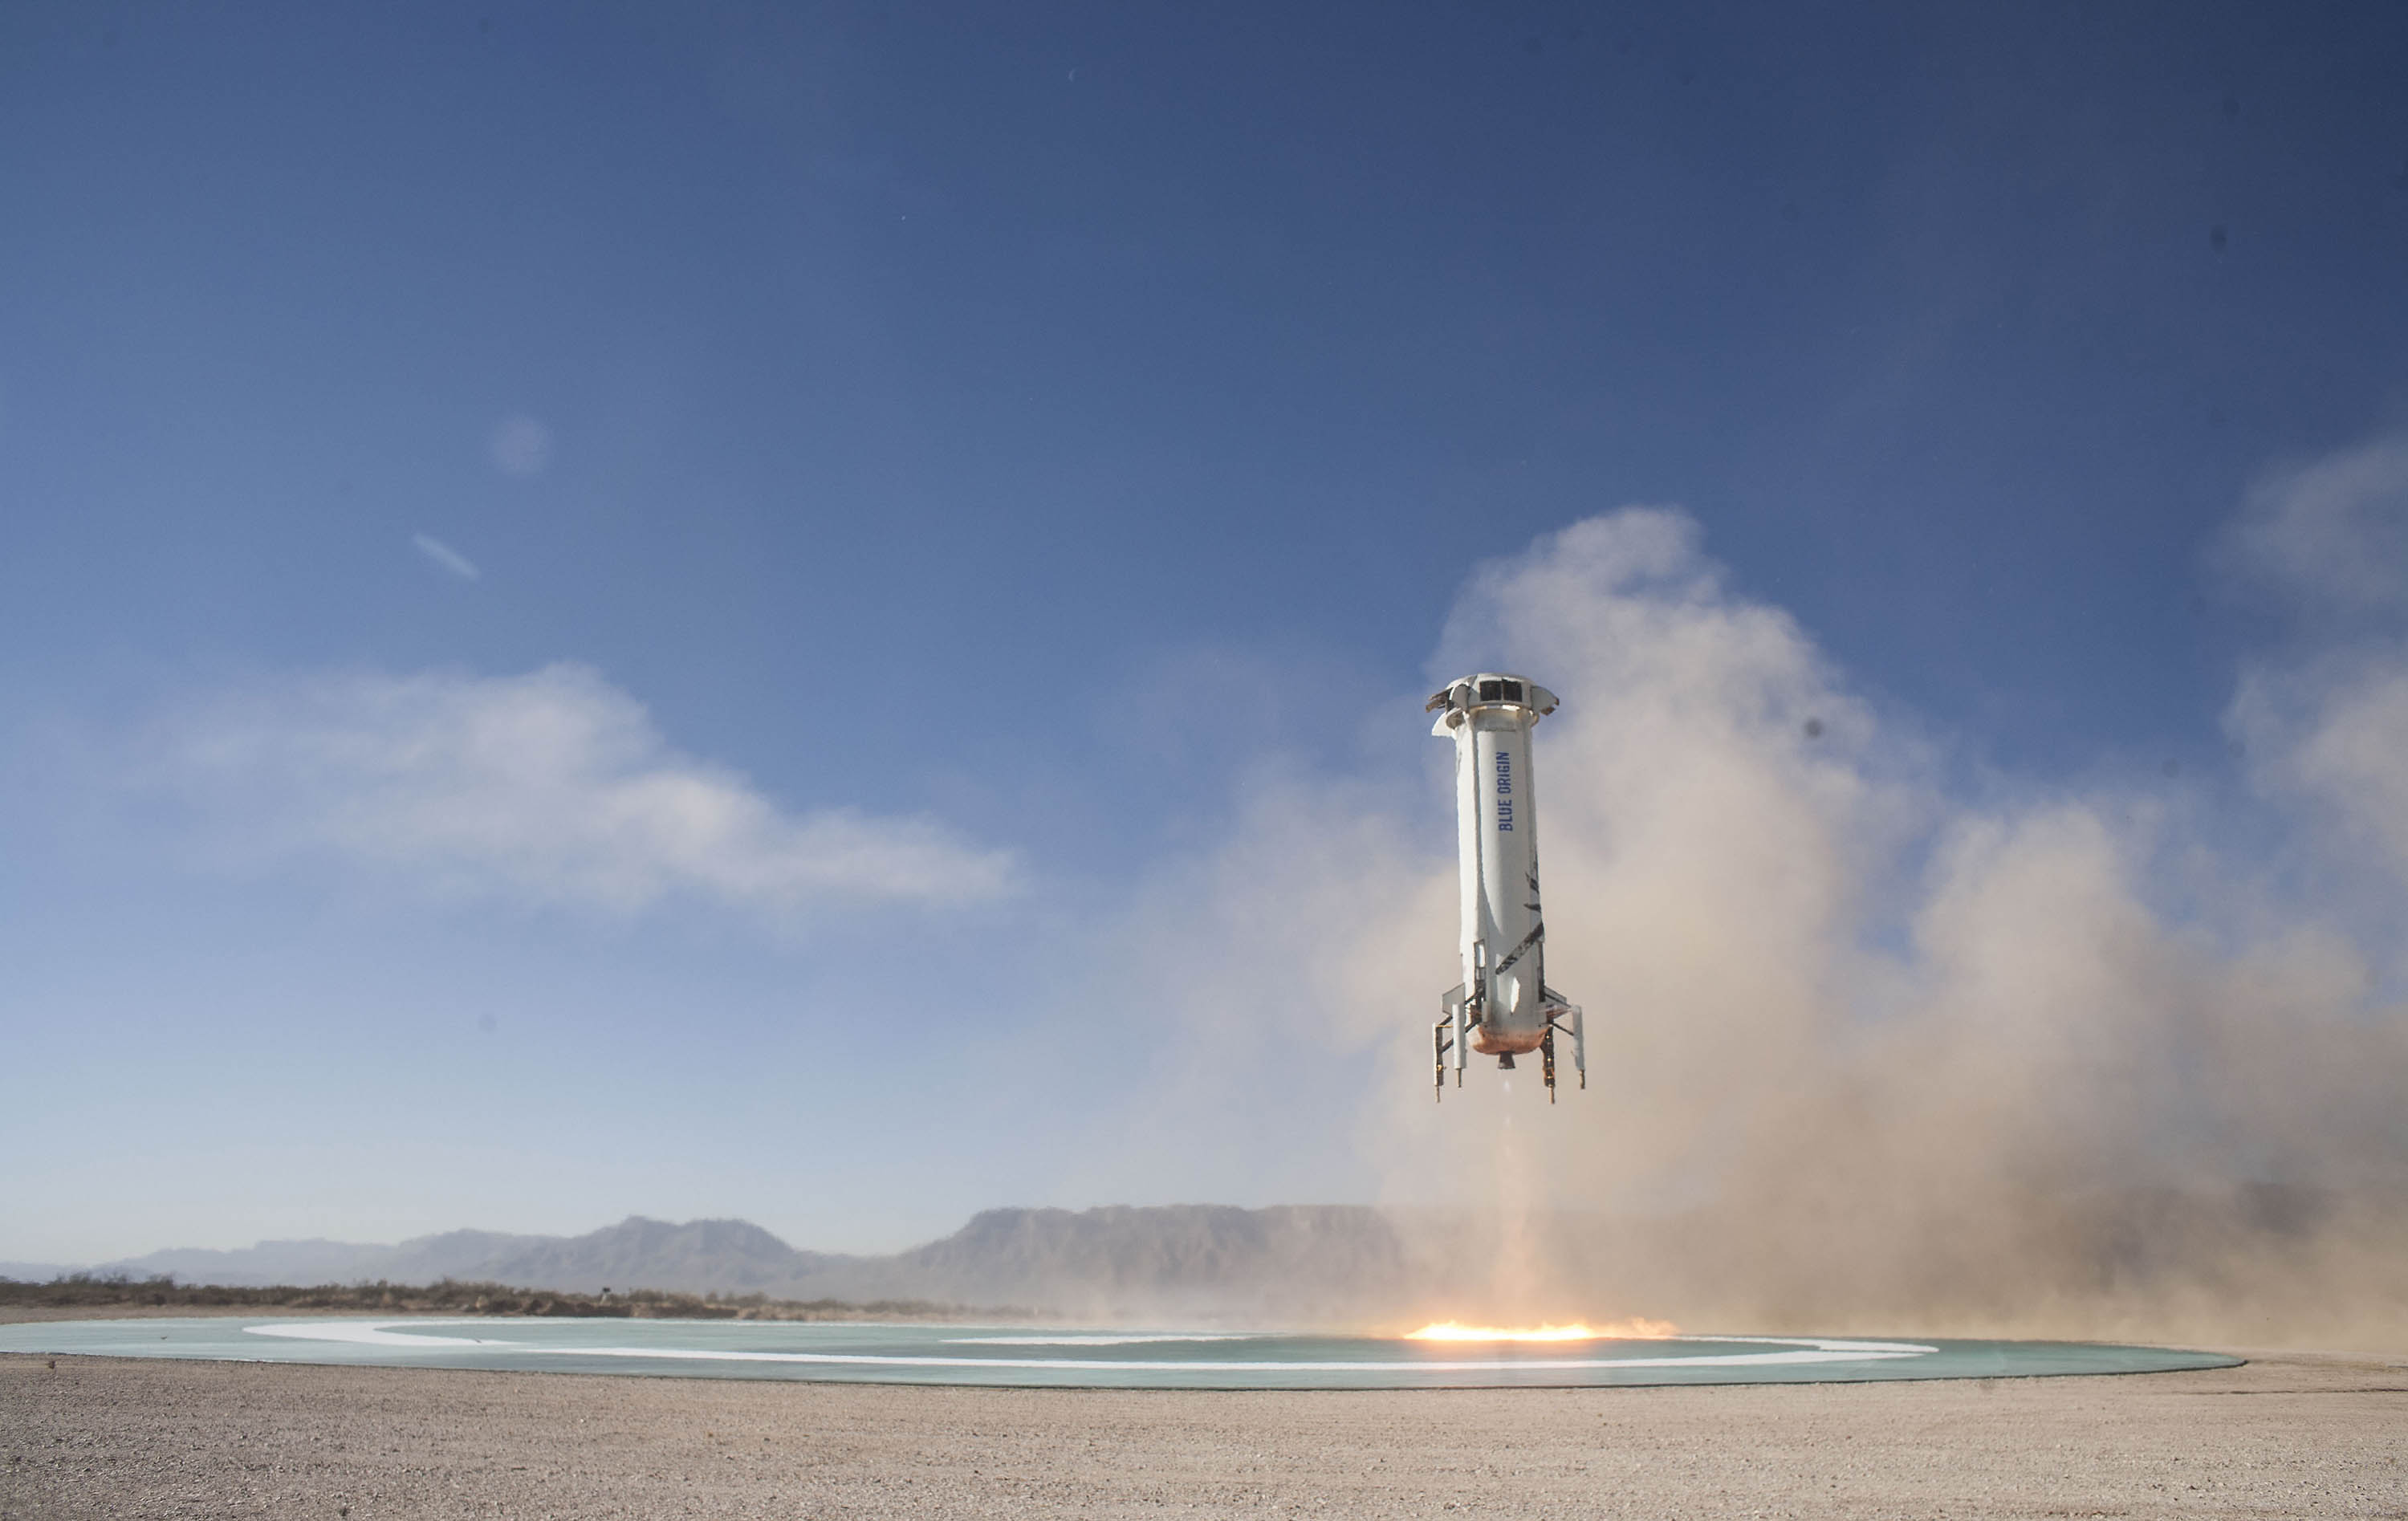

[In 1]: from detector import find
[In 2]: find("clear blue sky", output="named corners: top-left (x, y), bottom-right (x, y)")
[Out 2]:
top-left (5, 1), bottom-right (2406, 1262)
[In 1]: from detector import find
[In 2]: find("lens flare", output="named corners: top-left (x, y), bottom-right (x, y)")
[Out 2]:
top-left (1402, 1319), bottom-right (1678, 1342)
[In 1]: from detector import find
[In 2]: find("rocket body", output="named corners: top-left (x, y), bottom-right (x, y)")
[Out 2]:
top-left (1449, 685), bottom-right (1549, 1053)
top-left (1427, 673), bottom-right (1584, 1096)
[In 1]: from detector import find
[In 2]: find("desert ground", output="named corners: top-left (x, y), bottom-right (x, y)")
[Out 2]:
top-left (2, 1312), bottom-right (2402, 1519)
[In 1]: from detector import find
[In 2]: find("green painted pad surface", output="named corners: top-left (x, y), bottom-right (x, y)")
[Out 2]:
top-left (0, 1317), bottom-right (2239, 1389)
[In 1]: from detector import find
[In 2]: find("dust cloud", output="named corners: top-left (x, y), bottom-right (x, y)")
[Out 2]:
top-left (1116, 437), bottom-right (2408, 1348)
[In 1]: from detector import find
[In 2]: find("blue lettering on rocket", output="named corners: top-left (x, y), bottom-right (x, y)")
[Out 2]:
top-left (1495, 747), bottom-right (1515, 828)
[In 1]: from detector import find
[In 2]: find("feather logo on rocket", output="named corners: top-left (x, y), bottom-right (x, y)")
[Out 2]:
top-left (1425, 675), bottom-right (1585, 1102)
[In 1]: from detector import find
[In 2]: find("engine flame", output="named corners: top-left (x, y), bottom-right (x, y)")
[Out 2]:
top-left (1402, 1319), bottom-right (1678, 1342)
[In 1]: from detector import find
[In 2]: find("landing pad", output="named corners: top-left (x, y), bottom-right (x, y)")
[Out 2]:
top-left (0, 1318), bottom-right (2238, 1389)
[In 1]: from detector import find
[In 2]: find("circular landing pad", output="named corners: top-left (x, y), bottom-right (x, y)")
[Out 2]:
top-left (0, 1318), bottom-right (2238, 1389)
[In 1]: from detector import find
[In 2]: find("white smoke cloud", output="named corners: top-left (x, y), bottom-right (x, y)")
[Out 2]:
top-left (148, 664), bottom-right (1016, 918)
top-left (2232, 653), bottom-right (2408, 905)
top-left (1092, 467), bottom-right (2408, 1342)
top-left (2219, 430), bottom-right (2408, 614)
top-left (2224, 432), bottom-right (2408, 905)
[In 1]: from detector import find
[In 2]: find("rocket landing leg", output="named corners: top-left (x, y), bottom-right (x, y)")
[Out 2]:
top-left (1434, 985), bottom-right (1471, 1100)
top-left (1543, 994), bottom-right (1587, 1101)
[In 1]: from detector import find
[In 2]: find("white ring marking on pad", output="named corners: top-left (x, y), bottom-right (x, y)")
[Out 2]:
top-left (243, 1320), bottom-right (1936, 1373)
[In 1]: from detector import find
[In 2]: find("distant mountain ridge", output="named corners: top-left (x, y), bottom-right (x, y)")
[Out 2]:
top-left (54, 1217), bottom-right (845, 1295)
top-left (26, 1185), bottom-right (2389, 1336)
top-left (20, 1206), bottom-right (1415, 1320)
top-left (80, 1229), bottom-right (548, 1291)
top-left (880, 1205), bottom-right (1412, 1319)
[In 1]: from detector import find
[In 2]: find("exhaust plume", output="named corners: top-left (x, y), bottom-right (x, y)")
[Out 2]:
top-left (1108, 444), bottom-right (2408, 1348)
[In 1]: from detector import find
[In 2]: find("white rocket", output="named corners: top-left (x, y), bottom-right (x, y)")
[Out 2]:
top-left (1426, 673), bottom-right (1585, 1101)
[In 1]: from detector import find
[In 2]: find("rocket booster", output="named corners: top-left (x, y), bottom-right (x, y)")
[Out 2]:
top-left (1426, 673), bottom-right (1585, 1101)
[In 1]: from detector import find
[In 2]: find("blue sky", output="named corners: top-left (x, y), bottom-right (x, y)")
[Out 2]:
top-left (5, 1), bottom-right (2407, 1263)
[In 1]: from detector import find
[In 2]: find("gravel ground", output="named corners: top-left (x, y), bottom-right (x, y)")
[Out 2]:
top-left (2, 1343), bottom-right (2403, 1519)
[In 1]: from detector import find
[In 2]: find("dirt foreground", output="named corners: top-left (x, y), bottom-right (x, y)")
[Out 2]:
top-left (3, 1340), bottom-right (2403, 1519)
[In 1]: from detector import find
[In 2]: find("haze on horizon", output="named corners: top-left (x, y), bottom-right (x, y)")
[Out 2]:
top-left (4, 2), bottom-right (2406, 1340)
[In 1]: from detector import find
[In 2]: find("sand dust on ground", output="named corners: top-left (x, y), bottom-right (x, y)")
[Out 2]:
top-left (2, 1341), bottom-right (2403, 1519)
